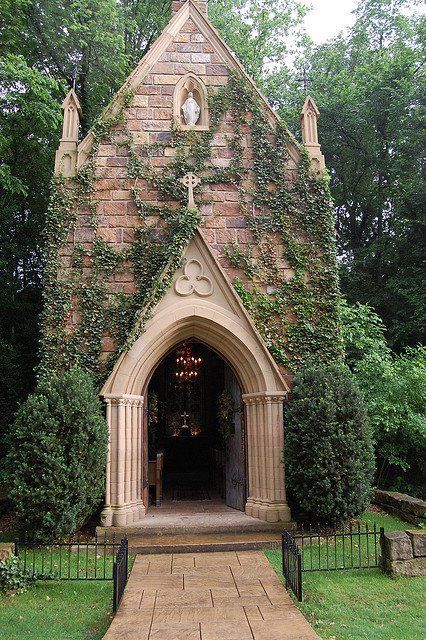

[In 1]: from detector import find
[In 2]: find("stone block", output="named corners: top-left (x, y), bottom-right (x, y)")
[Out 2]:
top-left (406, 530), bottom-right (426, 557)
top-left (390, 557), bottom-right (426, 577)
top-left (0, 543), bottom-right (14, 562)
top-left (132, 95), bottom-right (149, 107)
top-left (382, 531), bottom-right (413, 562)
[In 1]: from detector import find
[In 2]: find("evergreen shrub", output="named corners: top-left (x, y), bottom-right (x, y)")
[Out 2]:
top-left (285, 364), bottom-right (375, 523)
top-left (5, 366), bottom-right (108, 539)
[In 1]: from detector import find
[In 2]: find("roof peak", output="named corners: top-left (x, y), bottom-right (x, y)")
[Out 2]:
top-left (172, 0), bottom-right (207, 16)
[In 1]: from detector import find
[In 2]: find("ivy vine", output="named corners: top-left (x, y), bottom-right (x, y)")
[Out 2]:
top-left (39, 71), bottom-right (341, 386)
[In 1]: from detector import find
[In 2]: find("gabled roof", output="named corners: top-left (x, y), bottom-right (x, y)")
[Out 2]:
top-left (77, 0), bottom-right (301, 167)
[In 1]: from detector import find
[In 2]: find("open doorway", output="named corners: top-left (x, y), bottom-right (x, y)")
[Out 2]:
top-left (145, 340), bottom-right (246, 512)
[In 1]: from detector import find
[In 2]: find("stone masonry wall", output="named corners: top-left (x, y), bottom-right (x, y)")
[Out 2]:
top-left (59, 16), bottom-right (298, 365)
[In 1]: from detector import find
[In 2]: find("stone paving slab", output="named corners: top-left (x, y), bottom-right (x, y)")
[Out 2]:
top-left (103, 551), bottom-right (320, 640)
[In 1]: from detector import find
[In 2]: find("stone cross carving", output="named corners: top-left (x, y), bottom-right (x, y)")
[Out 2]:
top-left (182, 91), bottom-right (201, 126)
top-left (180, 172), bottom-right (201, 208)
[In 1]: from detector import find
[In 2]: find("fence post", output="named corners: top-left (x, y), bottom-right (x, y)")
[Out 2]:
top-left (297, 551), bottom-right (303, 602)
top-left (112, 560), bottom-right (118, 613)
top-left (379, 527), bottom-right (385, 570)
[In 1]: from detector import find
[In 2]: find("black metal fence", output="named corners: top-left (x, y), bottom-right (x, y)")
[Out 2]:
top-left (282, 523), bottom-right (385, 601)
top-left (282, 530), bottom-right (303, 601)
top-left (297, 523), bottom-right (385, 572)
top-left (113, 537), bottom-right (129, 612)
top-left (14, 533), bottom-right (122, 581)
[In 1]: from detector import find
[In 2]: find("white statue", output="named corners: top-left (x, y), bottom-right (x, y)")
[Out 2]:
top-left (181, 91), bottom-right (201, 126)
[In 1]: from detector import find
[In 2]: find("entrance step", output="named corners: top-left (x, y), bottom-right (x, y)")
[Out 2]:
top-left (96, 519), bottom-right (294, 540)
top-left (116, 532), bottom-right (283, 554)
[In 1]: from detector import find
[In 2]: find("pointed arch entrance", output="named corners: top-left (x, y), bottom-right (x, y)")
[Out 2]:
top-left (145, 339), bottom-right (246, 512)
top-left (100, 231), bottom-right (292, 527)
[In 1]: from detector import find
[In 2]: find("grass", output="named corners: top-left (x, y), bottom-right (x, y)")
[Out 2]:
top-left (0, 581), bottom-right (113, 640)
top-left (265, 510), bottom-right (426, 640)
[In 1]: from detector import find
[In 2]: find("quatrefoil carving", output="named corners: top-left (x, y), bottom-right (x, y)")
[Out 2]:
top-left (174, 259), bottom-right (213, 297)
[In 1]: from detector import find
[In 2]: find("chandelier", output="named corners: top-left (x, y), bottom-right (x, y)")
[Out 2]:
top-left (174, 342), bottom-right (202, 381)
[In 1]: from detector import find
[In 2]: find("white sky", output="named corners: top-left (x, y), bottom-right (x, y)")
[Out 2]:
top-left (305, 0), bottom-right (357, 43)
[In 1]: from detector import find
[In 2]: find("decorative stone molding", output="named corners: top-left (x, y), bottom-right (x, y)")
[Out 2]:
top-left (300, 95), bottom-right (325, 172)
top-left (174, 258), bottom-right (213, 297)
top-left (54, 89), bottom-right (82, 177)
top-left (173, 73), bottom-right (209, 131)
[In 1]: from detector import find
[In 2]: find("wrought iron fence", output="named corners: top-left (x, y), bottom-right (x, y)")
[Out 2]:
top-left (113, 537), bottom-right (129, 612)
top-left (282, 530), bottom-right (303, 601)
top-left (14, 533), bottom-right (121, 581)
top-left (282, 523), bottom-right (385, 601)
top-left (297, 523), bottom-right (385, 572)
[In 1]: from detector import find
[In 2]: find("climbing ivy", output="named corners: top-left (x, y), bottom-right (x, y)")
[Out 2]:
top-left (40, 71), bottom-right (341, 386)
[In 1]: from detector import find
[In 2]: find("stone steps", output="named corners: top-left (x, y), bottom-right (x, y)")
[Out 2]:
top-left (121, 532), bottom-right (282, 554)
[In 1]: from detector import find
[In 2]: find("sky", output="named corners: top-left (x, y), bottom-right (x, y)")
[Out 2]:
top-left (305, 0), bottom-right (357, 43)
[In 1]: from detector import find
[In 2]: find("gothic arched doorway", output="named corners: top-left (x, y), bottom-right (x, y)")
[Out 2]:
top-left (145, 340), bottom-right (246, 512)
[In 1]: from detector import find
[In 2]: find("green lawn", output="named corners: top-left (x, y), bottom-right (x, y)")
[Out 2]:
top-left (265, 511), bottom-right (426, 640)
top-left (0, 581), bottom-right (113, 640)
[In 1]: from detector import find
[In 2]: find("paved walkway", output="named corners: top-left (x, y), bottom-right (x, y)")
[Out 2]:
top-left (104, 551), bottom-right (320, 640)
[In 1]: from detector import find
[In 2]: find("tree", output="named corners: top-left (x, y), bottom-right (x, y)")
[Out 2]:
top-left (0, 55), bottom-right (62, 452)
top-left (285, 364), bottom-right (374, 523)
top-left (278, 0), bottom-right (425, 350)
top-left (341, 299), bottom-right (426, 496)
top-left (4, 367), bottom-right (108, 539)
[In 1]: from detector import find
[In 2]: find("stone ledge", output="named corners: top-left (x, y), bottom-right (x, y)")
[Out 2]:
top-left (374, 489), bottom-right (426, 525)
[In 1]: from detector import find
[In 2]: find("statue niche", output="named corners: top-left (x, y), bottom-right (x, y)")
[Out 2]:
top-left (174, 74), bottom-right (209, 130)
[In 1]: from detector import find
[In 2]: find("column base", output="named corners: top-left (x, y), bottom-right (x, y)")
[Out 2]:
top-left (100, 501), bottom-right (146, 527)
top-left (245, 498), bottom-right (292, 523)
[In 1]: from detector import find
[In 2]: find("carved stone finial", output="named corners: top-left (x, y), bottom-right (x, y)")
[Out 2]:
top-left (180, 172), bottom-right (201, 208)
top-left (300, 95), bottom-right (325, 171)
top-left (54, 89), bottom-right (82, 177)
top-left (61, 89), bottom-right (82, 142)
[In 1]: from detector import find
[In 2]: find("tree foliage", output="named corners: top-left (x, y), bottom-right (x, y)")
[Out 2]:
top-left (341, 299), bottom-right (426, 496)
top-left (278, 0), bottom-right (425, 349)
top-left (4, 367), bottom-right (108, 539)
top-left (285, 364), bottom-right (374, 523)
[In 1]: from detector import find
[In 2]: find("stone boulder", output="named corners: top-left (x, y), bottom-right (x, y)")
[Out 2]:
top-left (406, 530), bottom-right (426, 557)
top-left (0, 543), bottom-right (14, 562)
top-left (382, 531), bottom-right (413, 562)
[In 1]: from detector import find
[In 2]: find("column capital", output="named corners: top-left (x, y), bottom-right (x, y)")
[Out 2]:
top-left (102, 393), bottom-right (144, 408)
top-left (242, 391), bottom-right (288, 405)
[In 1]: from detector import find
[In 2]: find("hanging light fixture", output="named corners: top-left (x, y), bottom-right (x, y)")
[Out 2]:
top-left (174, 342), bottom-right (202, 381)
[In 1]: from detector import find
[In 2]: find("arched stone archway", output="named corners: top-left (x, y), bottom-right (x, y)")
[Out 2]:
top-left (100, 231), bottom-right (292, 526)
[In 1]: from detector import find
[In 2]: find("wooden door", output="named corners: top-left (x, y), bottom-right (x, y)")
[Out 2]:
top-left (224, 367), bottom-right (246, 511)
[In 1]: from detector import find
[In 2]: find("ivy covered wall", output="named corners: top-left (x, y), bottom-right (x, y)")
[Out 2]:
top-left (40, 17), bottom-right (341, 387)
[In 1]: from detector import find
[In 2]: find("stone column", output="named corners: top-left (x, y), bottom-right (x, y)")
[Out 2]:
top-left (100, 394), bottom-right (145, 526)
top-left (243, 392), bottom-right (292, 523)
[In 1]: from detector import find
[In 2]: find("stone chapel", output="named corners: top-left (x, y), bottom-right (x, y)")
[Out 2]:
top-left (47, 0), bottom-right (338, 528)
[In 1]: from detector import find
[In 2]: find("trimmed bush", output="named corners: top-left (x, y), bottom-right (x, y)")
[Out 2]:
top-left (5, 366), bottom-right (108, 539)
top-left (285, 364), bottom-right (375, 523)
